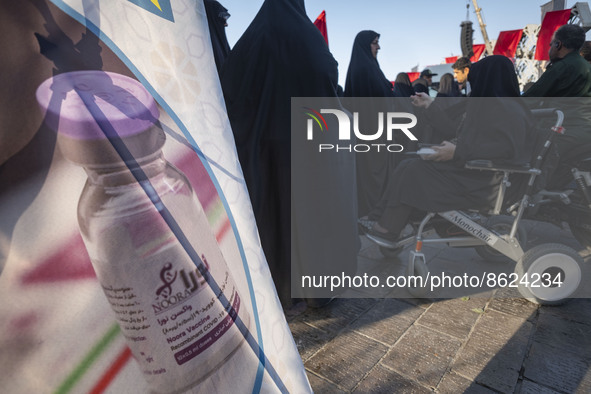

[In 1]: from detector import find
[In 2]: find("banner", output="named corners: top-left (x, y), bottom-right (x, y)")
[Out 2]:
top-left (534, 8), bottom-right (572, 60)
top-left (0, 1), bottom-right (309, 393)
top-left (493, 30), bottom-right (524, 58)
top-left (470, 44), bottom-right (486, 63)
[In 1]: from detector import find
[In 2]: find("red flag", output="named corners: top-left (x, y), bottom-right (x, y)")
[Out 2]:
top-left (314, 10), bottom-right (328, 46)
top-left (493, 30), bottom-right (524, 58)
top-left (445, 56), bottom-right (459, 64)
top-left (534, 9), bottom-right (572, 61)
top-left (407, 72), bottom-right (420, 83)
top-left (470, 44), bottom-right (486, 62)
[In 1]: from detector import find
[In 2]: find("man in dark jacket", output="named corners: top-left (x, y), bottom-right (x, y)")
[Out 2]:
top-left (523, 24), bottom-right (591, 157)
top-left (524, 24), bottom-right (591, 97)
top-left (412, 69), bottom-right (437, 95)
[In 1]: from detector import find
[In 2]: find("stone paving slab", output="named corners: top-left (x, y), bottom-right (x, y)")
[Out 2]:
top-left (538, 298), bottom-right (591, 326)
top-left (487, 287), bottom-right (539, 320)
top-left (305, 330), bottom-right (388, 392)
top-left (381, 325), bottom-right (462, 388)
top-left (436, 371), bottom-right (496, 394)
top-left (288, 319), bottom-right (337, 362)
top-left (416, 297), bottom-right (488, 340)
top-left (352, 364), bottom-right (431, 394)
top-left (532, 312), bottom-right (591, 360)
top-left (342, 287), bottom-right (394, 299)
top-left (297, 298), bottom-right (377, 334)
top-left (355, 253), bottom-right (406, 279)
top-left (428, 250), bottom-right (512, 279)
top-left (349, 299), bottom-right (424, 346)
top-left (419, 252), bottom-right (509, 299)
top-left (451, 310), bottom-right (532, 393)
top-left (358, 238), bottom-right (401, 262)
top-left (400, 296), bottom-right (435, 309)
top-left (306, 372), bottom-right (347, 394)
top-left (523, 341), bottom-right (591, 393)
top-left (518, 379), bottom-right (561, 394)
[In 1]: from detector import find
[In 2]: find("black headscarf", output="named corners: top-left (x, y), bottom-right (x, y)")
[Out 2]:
top-left (468, 55), bottom-right (520, 97)
top-left (393, 72), bottom-right (415, 97)
top-left (220, 0), bottom-right (358, 307)
top-left (221, 0), bottom-right (340, 147)
top-left (204, 0), bottom-right (231, 73)
top-left (344, 30), bottom-right (393, 97)
top-left (436, 73), bottom-right (461, 97)
top-left (455, 55), bottom-right (531, 165)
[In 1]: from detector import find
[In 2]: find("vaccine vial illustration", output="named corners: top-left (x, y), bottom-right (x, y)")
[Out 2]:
top-left (36, 71), bottom-right (250, 393)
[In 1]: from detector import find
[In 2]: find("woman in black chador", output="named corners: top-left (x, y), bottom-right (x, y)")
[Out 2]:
top-left (344, 30), bottom-right (393, 97)
top-left (367, 56), bottom-right (533, 241)
top-left (220, 0), bottom-right (358, 309)
top-left (344, 30), bottom-right (396, 217)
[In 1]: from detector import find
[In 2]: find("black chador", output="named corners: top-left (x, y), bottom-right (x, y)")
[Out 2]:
top-left (221, 0), bottom-right (358, 308)
top-left (344, 30), bottom-right (396, 217)
top-left (204, 0), bottom-right (231, 73)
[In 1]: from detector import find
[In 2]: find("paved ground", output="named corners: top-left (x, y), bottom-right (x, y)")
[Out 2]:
top-left (287, 220), bottom-right (591, 393)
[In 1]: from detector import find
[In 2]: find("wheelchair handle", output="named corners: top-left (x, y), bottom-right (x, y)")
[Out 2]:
top-left (531, 108), bottom-right (559, 118)
top-left (531, 108), bottom-right (565, 132)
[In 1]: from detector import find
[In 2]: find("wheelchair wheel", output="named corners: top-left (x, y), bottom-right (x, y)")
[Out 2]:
top-left (515, 243), bottom-right (583, 305)
top-left (407, 252), bottom-right (429, 297)
top-left (475, 216), bottom-right (527, 263)
top-left (379, 245), bottom-right (404, 258)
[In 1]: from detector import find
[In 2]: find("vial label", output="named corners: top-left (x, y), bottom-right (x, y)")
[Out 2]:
top-left (90, 209), bottom-right (249, 393)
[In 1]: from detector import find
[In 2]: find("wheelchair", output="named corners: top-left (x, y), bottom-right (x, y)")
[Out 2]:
top-left (523, 143), bottom-right (591, 252)
top-left (364, 109), bottom-right (586, 305)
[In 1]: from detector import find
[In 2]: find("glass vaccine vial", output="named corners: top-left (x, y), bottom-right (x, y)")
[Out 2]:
top-left (36, 71), bottom-right (250, 393)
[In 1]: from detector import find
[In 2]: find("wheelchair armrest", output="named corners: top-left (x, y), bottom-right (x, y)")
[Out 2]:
top-left (465, 160), bottom-right (540, 174)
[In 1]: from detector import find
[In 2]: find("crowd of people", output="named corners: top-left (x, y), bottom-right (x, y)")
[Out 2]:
top-left (208, 0), bottom-right (591, 311)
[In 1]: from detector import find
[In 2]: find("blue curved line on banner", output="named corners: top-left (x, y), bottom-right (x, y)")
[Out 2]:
top-left (46, 1), bottom-right (279, 392)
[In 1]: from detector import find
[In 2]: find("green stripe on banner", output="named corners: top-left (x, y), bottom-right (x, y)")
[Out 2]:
top-left (207, 200), bottom-right (226, 224)
top-left (54, 324), bottom-right (121, 394)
